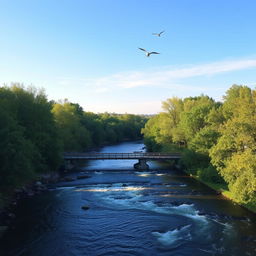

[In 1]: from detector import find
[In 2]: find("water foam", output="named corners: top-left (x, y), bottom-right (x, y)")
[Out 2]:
top-left (83, 183), bottom-right (208, 223)
top-left (135, 172), bottom-right (154, 177)
top-left (104, 194), bottom-right (207, 222)
top-left (94, 171), bottom-right (103, 175)
top-left (171, 204), bottom-right (207, 221)
top-left (152, 225), bottom-right (191, 247)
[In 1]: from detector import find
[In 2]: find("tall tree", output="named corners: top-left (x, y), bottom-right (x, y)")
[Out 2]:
top-left (210, 85), bottom-right (256, 203)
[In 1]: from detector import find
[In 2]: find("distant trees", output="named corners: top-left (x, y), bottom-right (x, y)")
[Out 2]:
top-left (52, 100), bottom-right (92, 151)
top-left (52, 101), bottom-right (147, 150)
top-left (143, 85), bottom-right (256, 206)
top-left (0, 84), bottom-right (147, 192)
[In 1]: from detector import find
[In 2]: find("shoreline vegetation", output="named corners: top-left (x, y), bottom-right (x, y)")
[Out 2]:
top-left (0, 84), bottom-right (147, 212)
top-left (142, 84), bottom-right (256, 214)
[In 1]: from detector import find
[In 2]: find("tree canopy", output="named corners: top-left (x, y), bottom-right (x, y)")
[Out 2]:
top-left (0, 84), bottom-right (147, 192)
top-left (143, 85), bottom-right (256, 206)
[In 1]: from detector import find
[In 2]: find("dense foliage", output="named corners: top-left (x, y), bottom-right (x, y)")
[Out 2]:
top-left (143, 85), bottom-right (256, 206)
top-left (0, 85), bottom-right (60, 191)
top-left (0, 84), bottom-right (147, 193)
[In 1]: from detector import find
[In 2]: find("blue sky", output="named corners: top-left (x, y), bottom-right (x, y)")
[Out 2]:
top-left (1, 0), bottom-right (256, 114)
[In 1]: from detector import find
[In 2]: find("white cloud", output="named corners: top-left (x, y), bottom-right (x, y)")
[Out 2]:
top-left (53, 58), bottom-right (256, 114)
top-left (62, 58), bottom-right (256, 92)
top-left (55, 58), bottom-right (256, 101)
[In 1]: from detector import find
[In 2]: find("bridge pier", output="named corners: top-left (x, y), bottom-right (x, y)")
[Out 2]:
top-left (134, 159), bottom-right (149, 170)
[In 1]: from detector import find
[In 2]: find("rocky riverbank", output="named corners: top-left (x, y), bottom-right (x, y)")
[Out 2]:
top-left (0, 172), bottom-right (60, 238)
top-left (0, 170), bottom-right (93, 238)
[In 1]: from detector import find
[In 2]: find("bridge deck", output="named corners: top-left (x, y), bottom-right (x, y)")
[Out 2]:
top-left (63, 152), bottom-right (181, 160)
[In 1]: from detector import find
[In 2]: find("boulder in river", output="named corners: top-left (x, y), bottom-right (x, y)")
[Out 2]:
top-left (77, 175), bottom-right (90, 179)
top-left (81, 205), bottom-right (90, 210)
top-left (0, 226), bottom-right (8, 238)
top-left (63, 177), bottom-right (76, 182)
top-left (14, 188), bottom-right (23, 194)
top-left (35, 181), bottom-right (42, 186)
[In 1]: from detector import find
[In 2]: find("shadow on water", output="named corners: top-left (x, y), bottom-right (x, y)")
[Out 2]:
top-left (1, 141), bottom-right (256, 256)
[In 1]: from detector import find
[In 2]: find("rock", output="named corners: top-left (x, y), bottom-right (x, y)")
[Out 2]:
top-left (14, 188), bottom-right (23, 194)
top-left (8, 213), bottom-right (16, 219)
top-left (64, 177), bottom-right (76, 182)
top-left (11, 201), bottom-right (17, 206)
top-left (35, 181), bottom-right (42, 186)
top-left (77, 175), bottom-right (90, 179)
top-left (81, 205), bottom-right (90, 210)
top-left (40, 173), bottom-right (60, 183)
top-left (27, 191), bottom-right (34, 197)
top-left (37, 184), bottom-right (47, 191)
top-left (0, 226), bottom-right (8, 238)
top-left (171, 201), bottom-right (181, 206)
top-left (242, 235), bottom-right (255, 242)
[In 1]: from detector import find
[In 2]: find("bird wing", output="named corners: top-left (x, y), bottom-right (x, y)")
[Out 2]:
top-left (159, 30), bottom-right (165, 35)
top-left (138, 48), bottom-right (147, 52)
top-left (150, 52), bottom-right (160, 55)
top-left (152, 33), bottom-right (158, 35)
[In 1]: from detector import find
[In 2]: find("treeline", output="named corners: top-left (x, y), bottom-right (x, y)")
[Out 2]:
top-left (0, 84), bottom-right (147, 192)
top-left (142, 85), bottom-right (256, 207)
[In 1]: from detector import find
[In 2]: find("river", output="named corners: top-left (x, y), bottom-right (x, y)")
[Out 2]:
top-left (1, 141), bottom-right (256, 256)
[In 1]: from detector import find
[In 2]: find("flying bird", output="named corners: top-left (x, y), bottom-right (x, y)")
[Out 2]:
top-left (152, 30), bottom-right (165, 37)
top-left (138, 48), bottom-right (160, 57)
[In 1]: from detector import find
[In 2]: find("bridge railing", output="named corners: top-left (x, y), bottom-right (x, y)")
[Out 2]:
top-left (63, 152), bottom-right (181, 160)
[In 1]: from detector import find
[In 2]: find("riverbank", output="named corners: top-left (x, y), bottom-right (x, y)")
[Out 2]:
top-left (0, 139), bottom-right (144, 236)
top-left (0, 171), bottom-right (60, 237)
top-left (181, 168), bottom-right (256, 214)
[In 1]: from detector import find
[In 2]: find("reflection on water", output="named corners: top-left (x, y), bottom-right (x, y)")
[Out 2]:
top-left (1, 141), bottom-right (256, 256)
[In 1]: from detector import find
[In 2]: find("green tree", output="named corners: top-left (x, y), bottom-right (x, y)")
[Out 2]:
top-left (210, 85), bottom-right (256, 203)
top-left (178, 95), bottom-right (216, 143)
top-left (0, 84), bottom-right (61, 189)
top-left (0, 110), bottom-right (35, 188)
top-left (52, 100), bottom-right (92, 151)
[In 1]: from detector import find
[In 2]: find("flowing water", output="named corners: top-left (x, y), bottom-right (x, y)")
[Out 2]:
top-left (1, 141), bottom-right (256, 256)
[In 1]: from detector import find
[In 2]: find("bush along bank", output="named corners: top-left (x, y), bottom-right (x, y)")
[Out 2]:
top-left (142, 85), bottom-right (256, 213)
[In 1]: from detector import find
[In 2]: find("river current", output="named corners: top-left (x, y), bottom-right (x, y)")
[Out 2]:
top-left (1, 141), bottom-right (256, 256)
